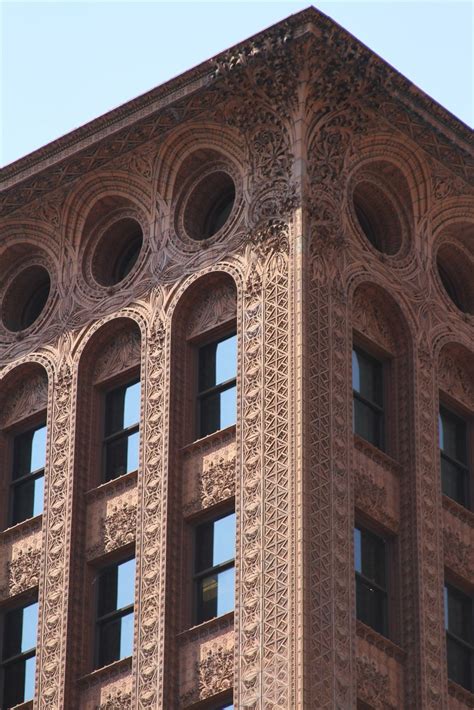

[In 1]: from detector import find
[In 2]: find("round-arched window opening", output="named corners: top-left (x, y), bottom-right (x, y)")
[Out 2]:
top-left (2, 265), bottom-right (51, 332)
top-left (436, 245), bottom-right (474, 315)
top-left (93, 218), bottom-right (143, 286)
top-left (352, 181), bottom-right (404, 255)
top-left (184, 172), bottom-right (236, 241)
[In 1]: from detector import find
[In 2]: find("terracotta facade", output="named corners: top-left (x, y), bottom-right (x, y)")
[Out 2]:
top-left (0, 8), bottom-right (473, 709)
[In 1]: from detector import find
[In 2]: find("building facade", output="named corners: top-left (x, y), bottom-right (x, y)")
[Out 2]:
top-left (0, 7), bottom-right (473, 709)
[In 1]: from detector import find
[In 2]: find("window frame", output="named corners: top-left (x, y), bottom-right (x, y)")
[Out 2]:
top-left (352, 344), bottom-right (387, 452)
top-left (7, 414), bottom-right (47, 529)
top-left (0, 594), bottom-right (38, 708)
top-left (194, 325), bottom-right (237, 440)
top-left (354, 521), bottom-right (392, 639)
top-left (93, 553), bottom-right (136, 670)
top-left (439, 401), bottom-right (472, 510)
top-left (444, 582), bottom-right (474, 692)
top-left (100, 374), bottom-right (140, 484)
top-left (192, 508), bottom-right (236, 626)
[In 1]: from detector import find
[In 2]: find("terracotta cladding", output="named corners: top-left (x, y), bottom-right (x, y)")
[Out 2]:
top-left (0, 7), bottom-right (473, 709)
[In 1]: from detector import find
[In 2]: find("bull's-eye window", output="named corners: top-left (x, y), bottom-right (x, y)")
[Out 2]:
top-left (439, 408), bottom-right (470, 508)
top-left (194, 512), bottom-right (236, 624)
top-left (1, 600), bottom-right (38, 708)
top-left (352, 348), bottom-right (385, 450)
top-left (354, 526), bottom-right (388, 637)
top-left (103, 380), bottom-right (140, 482)
top-left (92, 218), bottom-right (143, 286)
top-left (10, 423), bottom-right (46, 526)
top-left (184, 172), bottom-right (235, 241)
top-left (95, 557), bottom-right (135, 669)
top-left (2, 266), bottom-right (50, 332)
top-left (197, 333), bottom-right (237, 438)
top-left (444, 584), bottom-right (474, 691)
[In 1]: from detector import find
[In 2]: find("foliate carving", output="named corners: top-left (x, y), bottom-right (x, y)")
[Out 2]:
top-left (93, 328), bottom-right (141, 382)
top-left (352, 286), bottom-right (397, 354)
top-left (438, 349), bottom-right (474, 410)
top-left (357, 655), bottom-right (395, 710)
top-left (96, 690), bottom-right (131, 710)
top-left (184, 456), bottom-right (235, 515)
top-left (180, 645), bottom-right (233, 706)
top-left (354, 470), bottom-right (397, 532)
top-left (87, 502), bottom-right (137, 559)
top-left (443, 528), bottom-right (474, 579)
top-left (2, 545), bottom-right (41, 598)
top-left (187, 283), bottom-right (236, 338)
top-left (0, 373), bottom-right (48, 427)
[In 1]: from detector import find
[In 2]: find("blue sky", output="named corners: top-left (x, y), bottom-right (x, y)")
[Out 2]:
top-left (1, 1), bottom-right (472, 167)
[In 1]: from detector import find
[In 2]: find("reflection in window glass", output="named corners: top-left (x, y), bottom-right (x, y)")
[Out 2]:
top-left (195, 513), bottom-right (236, 624)
top-left (104, 380), bottom-right (140, 481)
top-left (11, 424), bottom-right (46, 525)
top-left (96, 557), bottom-right (135, 669)
top-left (198, 334), bottom-right (237, 438)
top-left (1, 601), bottom-right (38, 707)
top-left (439, 408), bottom-right (469, 507)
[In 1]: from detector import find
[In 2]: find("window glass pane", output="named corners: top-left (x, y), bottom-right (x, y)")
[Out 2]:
top-left (353, 398), bottom-right (383, 448)
top-left (21, 602), bottom-right (38, 653)
top-left (24, 654), bottom-right (36, 702)
top-left (217, 566), bottom-right (235, 616)
top-left (215, 334), bottom-right (237, 385)
top-left (12, 478), bottom-right (35, 525)
top-left (98, 617), bottom-right (121, 667)
top-left (117, 558), bottom-right (135, 609)
top-left (33, 475), bottom-right (44, 517)
top-left (361, 530), bottom-right (386, 587)
top-left (352, 350), bottom-right (383, 405)
top-left (105, 431), bottom-right (139, 480)
top-left (441, 457), bottom-right (467, 505)
top-left (3, 656), bottom-right (35, 708)
top-left (196, 522), bottom-right (214, 572)
top-left (440, 410), bottom-right (467, 463)
top-left (3, 602), bottom-right (38, 659)
top-left (447, 588), bottom-right (472, 643)
top-left (105, 387), bottom-right (125, 435)
top-left (123, 381), bottom-right (140, 429)
top-left (447, 635), bottom-right (472, 690)
top-left (220, 386), bottom-right (237, 430)
top-left (98, 567), bottom-right (118, 617)
top-left (126, 431), bottom-right (139, 473)
top-left (356, 577), bottom-right (386, 635)
top-left (199, 342), bottom-right (218, 391)
top-left (197, 574), bottom-right (218, 622)
top-left (354, 528), bottom-right (362, 573)
top-left (352, 349), bottom-right (360, 392)
top-left (30, 426), bottom-right (47, 471)
top-left (213, 514), bottom-right (236, 567)
top-left (119, 610), bottom-right (134, 658)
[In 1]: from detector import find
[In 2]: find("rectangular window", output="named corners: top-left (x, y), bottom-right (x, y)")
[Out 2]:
top-left (197, 333), bottom-right (237, 438)
top-left (194, 512), bottom-right (236, 624)
top-left (95, 556), bottom-right (135, 669)
top-left (439, 408), bottom-right (470, 508)
top-left (354, 526), bottom-right (388, 637)
top-left (352, 348), bottom-right (384, 450)
top-left (445, 585), bottom-right (474, 691)
top-left (10, 424), bottom-right (46, 526)
top-left (103, 380), bottom-right (140, 482)
top-left (1, 600), bottom-right (38, 708)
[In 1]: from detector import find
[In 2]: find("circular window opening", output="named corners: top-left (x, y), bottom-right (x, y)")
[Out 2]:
top-left (2, 265), bottom-right (51, 332)
top-left (437, 245), bottom-right (473, 314)
top-left (93, 218), bottom-right (143, 286)
top-left (353, 181), bottom-right (403, 255)
top-left (184, 172), bottom-right (236, 241)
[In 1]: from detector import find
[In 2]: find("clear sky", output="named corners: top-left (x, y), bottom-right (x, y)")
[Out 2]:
top-left (1, 1), bottom-right (472, 168)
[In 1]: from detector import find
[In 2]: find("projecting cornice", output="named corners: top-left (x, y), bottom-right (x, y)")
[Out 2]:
top-left (1, 6), bottom-right (472, 218)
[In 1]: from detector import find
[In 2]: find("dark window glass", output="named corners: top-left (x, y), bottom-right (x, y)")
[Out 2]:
top-left (194, 512), bottom-right (236, 624)
top-left (354, 527), bottom-right (388, 637)
top-left (198, 334), bottom-right (237, 438)
top-left (439, 408), bottom-right (470, 507)
top-left (1, 601), bottom-right (38, 708)
top-left (96, 557), bottom-right (135, 669)
top-left (10, 424), bottom-right (46, 526)
top-left (352, 348), bottom-right (384, 449)
top-left (445, 585), bottom-right (474, 691)
top-left (113, 233), bottom-right (143, 283)
top-left (103, 380), bottom-right (140, 482)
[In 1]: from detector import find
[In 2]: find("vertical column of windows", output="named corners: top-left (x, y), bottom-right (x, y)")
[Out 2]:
top-left (197, 333), bottom-right (237, 438)
top-left (10, 423), bottom-right (46, 526)
top-left (439, 407), bottom-right (470, 508)
top-left (95, 557), bottom-right (136, 669)
top-left (352, 348), bottom-right (385, 450)
top-left (103, 379), bottom-right (140, 482)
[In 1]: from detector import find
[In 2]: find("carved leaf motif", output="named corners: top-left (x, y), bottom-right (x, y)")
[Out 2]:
top-left (1, 374), bottom-right (48, 428)
top-left (357, 655), bottom-right (394, 710)
top-left (438, 352), bottom-right (474, 408)
top-left (104, 502), bottom-right (137, 553)
top-left (94, 329), bottom-right (141, 382)
top-left (187, 284), bottom-right (236, 338)
top-left (96, 690), bottom-right (131, 710)
top-left (5, 546), bottom-right (41, 598)
top-left (180, 645), bottom-right (233, 706)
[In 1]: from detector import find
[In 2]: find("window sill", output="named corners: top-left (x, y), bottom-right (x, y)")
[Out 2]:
top-left (0, 514), bottom-right (42, 542)
top-left (77, 656), bottom-right (132, 689)
top-left (353, 434), bottom-right (401, 475)
top-left (448, 679), bottom-right (474, 706)
top-left (356, 620), bottom-right (405, 663)
top-left (182, 425), bottom-right (236, 455)
top-left (442, 495), bottom-right (474, 528)
top-left (85, 469), bottom-right (138, 502)
top-left (178, 611), bottom-right (234, 644)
